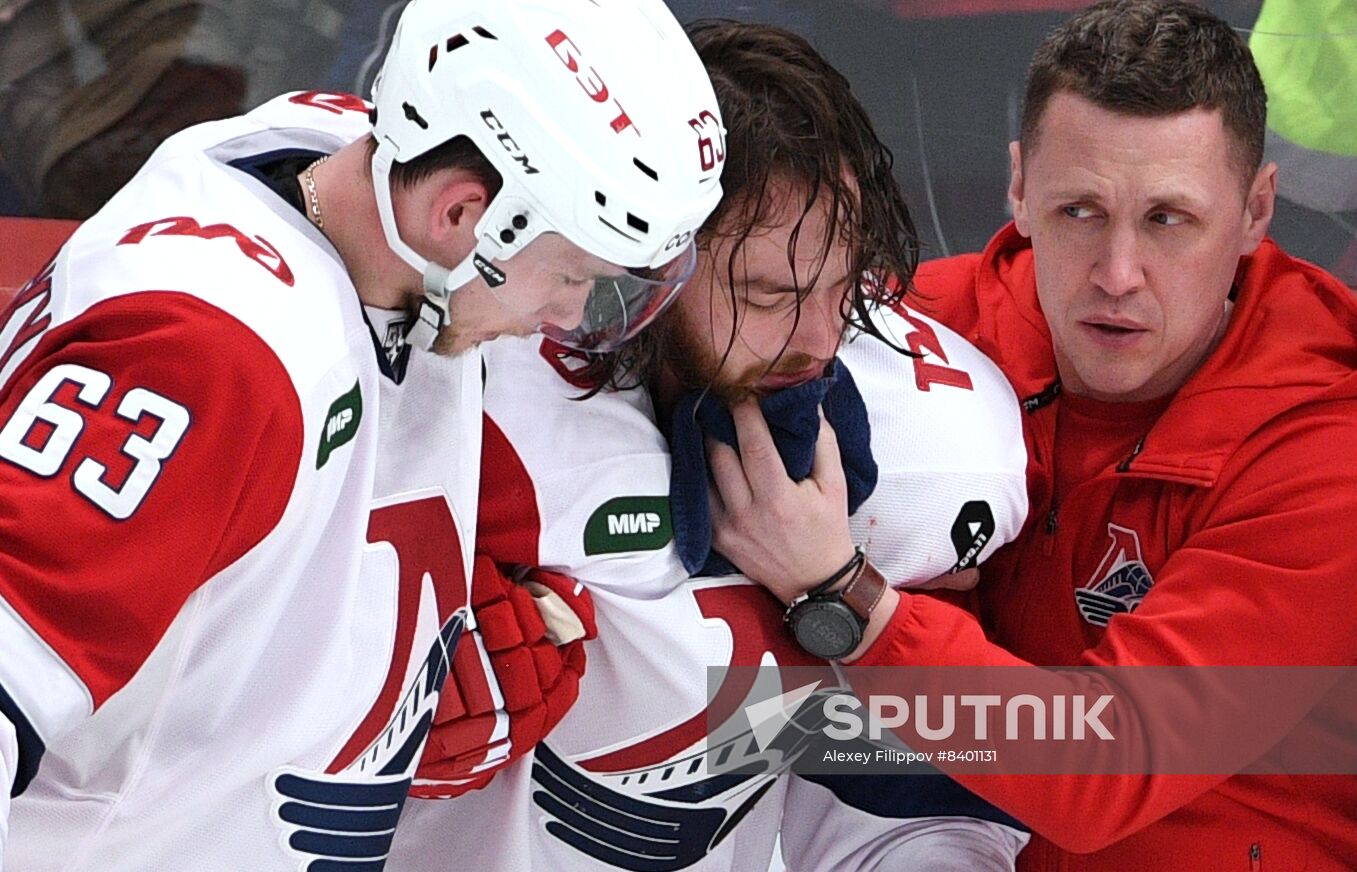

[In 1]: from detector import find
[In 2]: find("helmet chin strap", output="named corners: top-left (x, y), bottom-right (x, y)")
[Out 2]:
top-left (407, 250), bottom-right (481, 351)
top-left (370, 140), bottom-right (483, 352)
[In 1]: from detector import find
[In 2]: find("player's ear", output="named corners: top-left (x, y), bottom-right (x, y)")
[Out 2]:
top-left (1240, 161), bottom-right (1276, 255)
top-left (1008, 141), bottom-right (1032, 238)
top-left (428, 172), bottom-right (489, 251)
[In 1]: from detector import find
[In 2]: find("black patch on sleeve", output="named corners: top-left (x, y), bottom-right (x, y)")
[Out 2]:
top-left (0, 683), bottom-right (46, 796)
top-left (797, 770), bottom-right (1028, 831)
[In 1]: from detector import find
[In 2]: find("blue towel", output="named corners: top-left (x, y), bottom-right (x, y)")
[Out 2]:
top-left (665, 358), bottom-right (878, 577)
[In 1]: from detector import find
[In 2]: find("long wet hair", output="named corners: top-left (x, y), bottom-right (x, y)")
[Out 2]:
top-left (574, 19), bottom-right (920, 393)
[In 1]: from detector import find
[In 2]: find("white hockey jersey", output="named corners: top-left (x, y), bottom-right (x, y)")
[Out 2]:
top-left (0, 92), bottom-right (479, 871)
top-left (388, 305), bottom-right (1030, 872)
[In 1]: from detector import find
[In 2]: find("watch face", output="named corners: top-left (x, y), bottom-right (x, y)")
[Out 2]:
top-left (791, 601), bottom-right (862, 660)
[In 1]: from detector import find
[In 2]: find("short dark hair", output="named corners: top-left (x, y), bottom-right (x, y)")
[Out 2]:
top-left (587, 19), bottom-right (919, 392)
top-left (365, 134), bottom-right (503, 196)
top-left (1020, 0), bottom-right (1267, 183)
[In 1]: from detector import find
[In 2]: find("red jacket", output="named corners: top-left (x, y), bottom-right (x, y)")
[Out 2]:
top-left (857, 224), bottom-right (1357, 871)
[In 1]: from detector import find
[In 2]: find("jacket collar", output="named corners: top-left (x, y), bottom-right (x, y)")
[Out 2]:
top-left (973, 223), bottom-right (1357, 486)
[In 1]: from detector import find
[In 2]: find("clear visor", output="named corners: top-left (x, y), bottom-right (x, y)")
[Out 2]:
top-left (478, 232), bottom-right (698, 353)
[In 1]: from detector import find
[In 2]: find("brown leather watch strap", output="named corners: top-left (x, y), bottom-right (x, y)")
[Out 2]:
top-left (839, 560), bottom-right (885, 621)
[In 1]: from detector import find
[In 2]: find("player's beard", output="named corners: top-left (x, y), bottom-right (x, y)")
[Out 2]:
top-left (656, 308), bottom-right (828, 404)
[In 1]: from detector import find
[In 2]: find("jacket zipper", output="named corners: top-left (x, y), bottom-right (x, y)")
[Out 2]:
top-left (1250, 841), bottom-right (1261, 871)
top-left (1042, 506), bottom-right (1059, 555)
top-left (1039, 428), bottom-right (1149, 557)
top-left (1116, 435), bottom-right (1148, 473)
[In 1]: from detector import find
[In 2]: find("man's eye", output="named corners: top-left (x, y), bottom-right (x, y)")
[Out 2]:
top-left (1062, 205), bottom-right (1095, 219)
top-left (1149, 211), bottom-right (1185, 227)
top-left (746, 295), bottom-right (794, 312)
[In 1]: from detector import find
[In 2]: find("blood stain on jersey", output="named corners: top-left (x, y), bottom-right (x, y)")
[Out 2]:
top-left (1075, 523), bottom-right (1155, 627)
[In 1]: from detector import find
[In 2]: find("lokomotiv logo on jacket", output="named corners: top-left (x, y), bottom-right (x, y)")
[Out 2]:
top-left (1075, 523), bottom-right (1155, 627)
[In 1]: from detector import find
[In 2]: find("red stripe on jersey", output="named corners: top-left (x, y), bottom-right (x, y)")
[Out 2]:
top-left (0, 291), bottom-right (303, 709)
top-left (476, 413), bottom-right (542, 567)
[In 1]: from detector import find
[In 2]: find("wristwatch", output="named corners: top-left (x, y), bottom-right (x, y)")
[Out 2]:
top-left (784, 547), bottom-right (885, 660)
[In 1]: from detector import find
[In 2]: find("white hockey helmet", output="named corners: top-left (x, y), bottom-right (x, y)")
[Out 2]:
top-left (369, 0), bottom-right (727, 351)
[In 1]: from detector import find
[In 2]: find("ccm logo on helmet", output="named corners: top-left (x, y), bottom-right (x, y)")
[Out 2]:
top-left (664, 230), bottom-right (692, 252)
top-left (481, 110), bottom-right (540, 175)
top-left (545, 29), bottom-right (638, 137)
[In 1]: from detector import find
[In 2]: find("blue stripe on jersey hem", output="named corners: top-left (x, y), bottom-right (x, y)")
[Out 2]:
top-left (796, 771), bottom-right (1029, 832)
top-left (0, 682), bottom-right (46, 796)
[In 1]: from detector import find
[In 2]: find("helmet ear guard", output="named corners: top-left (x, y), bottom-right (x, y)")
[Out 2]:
top-left (367, 0), bottom-right (727, 352)
top-left (476, 195), bottom-right (549, 262)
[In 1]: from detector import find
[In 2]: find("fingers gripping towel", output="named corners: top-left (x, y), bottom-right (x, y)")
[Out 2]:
top-left (666, 358), bottom-right (878, 577)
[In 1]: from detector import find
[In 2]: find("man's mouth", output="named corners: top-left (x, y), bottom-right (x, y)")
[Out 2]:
top-left (1079, 317), bottom-right (1149, 346)
top-left (758, 361), bottom-right (830, 390)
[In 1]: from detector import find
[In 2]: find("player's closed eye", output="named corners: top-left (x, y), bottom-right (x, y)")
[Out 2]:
top-left (745, 294), bottom-right (798, 313)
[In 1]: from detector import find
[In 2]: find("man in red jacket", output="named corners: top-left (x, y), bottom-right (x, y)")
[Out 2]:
top-left (709, 0), bottom-right (1357, 868)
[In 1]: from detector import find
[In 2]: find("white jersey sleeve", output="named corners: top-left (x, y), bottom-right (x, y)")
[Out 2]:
top-left (786, 301), bottom-right (1030, 872)
top-left (0, 711), bottom-right (12, 868)
top-left (780, 777), bottom-right (1028, 872)
top-left (842, 301), bottom-right (1029, 584)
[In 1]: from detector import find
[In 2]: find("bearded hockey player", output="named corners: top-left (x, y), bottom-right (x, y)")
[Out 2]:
top-left (0, 1), bottom-right (724, 868)
top-left (387, 21), bottom-right (1030, 872)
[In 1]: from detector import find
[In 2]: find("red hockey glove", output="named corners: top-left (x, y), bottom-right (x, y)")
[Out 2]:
top-left (411, 556), bottom-right (596, 799)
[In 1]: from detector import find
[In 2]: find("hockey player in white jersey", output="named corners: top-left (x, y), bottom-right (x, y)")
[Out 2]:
top-left (0, 1), bottom-right (724, 869)
top-left (389, 21), bottom-right (1029, 872)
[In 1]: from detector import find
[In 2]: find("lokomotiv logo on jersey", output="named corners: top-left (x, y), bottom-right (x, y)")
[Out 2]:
top-left (1075, 523), bottom-right (1155, 627)
top-left (269, 493), bottom-right (470, 871)
top-left (531, 582), bottom-right (837, 871)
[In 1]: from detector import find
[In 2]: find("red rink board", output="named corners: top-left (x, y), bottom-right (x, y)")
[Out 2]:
top-left (1, 216), bottom-right (79, 300)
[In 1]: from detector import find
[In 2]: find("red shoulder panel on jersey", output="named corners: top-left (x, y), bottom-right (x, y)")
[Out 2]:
top-left (0, 291), bottom-right (304, 708)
